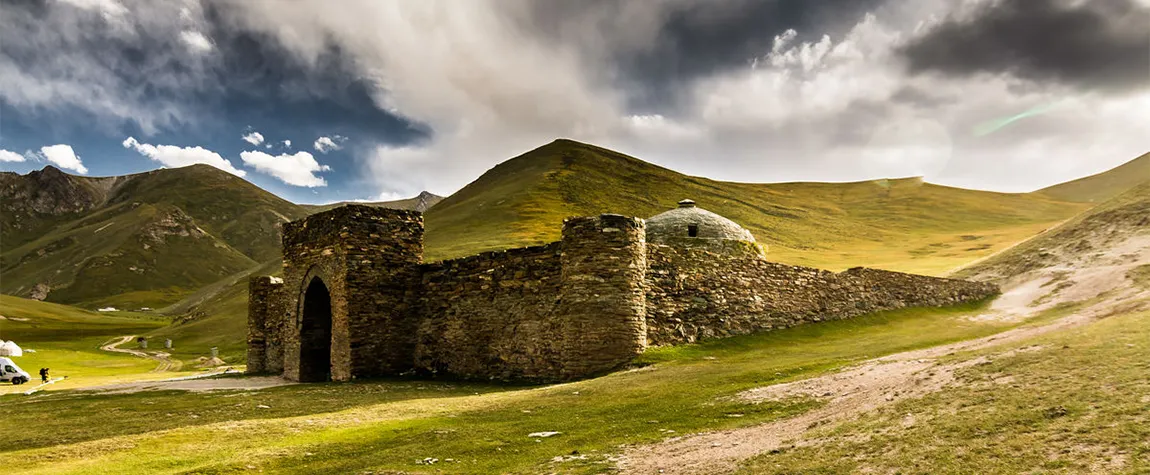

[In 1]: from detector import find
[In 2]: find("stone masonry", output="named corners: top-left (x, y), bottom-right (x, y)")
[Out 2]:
top-left (248, 204), bottom-right (999, 383)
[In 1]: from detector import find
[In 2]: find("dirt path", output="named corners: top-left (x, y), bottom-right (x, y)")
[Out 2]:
top-left (100, 335), bottom-right (184, 372)
top-left (616, 307), bottom-right (1109, 475)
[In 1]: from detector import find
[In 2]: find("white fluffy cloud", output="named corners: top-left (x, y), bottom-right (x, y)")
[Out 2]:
top-left (242, 131), bottom-right (265, 146)
top-left (38, 144), bottom-right (88, 174)
top-left (122, 137), bottom-right (246, 176)
top-left (240, 150), bottom-right (330, 187)
top-left (0, 149), bottom-right (26, 162)
top-left (313, 136), bottom-right (345, 153)
top-left (179, 30), bottom-right (212, 54)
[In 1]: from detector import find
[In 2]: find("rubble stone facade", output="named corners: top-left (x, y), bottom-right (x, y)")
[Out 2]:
top-left (248, 204), bottom-right (998, 383)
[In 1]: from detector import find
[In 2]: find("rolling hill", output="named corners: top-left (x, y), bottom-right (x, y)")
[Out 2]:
top-left (423, 139), bottom-right (1087, 273)
top-left (1036, 151), bottom-right (1150, 203)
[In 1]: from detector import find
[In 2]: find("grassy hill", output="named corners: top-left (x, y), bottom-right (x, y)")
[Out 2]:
top-left (0, 165), bottom-right (309, 309)
top-left (1036, 152), bottom-right (1150, 203)
top-left (425, 139), bottom-right (1085, 274)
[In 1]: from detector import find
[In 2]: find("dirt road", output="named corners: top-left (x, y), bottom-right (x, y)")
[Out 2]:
top-left (100, 335), bottom-right (184, 372)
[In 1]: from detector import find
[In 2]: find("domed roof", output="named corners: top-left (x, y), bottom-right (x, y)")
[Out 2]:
top-left (646, 199), bottom-right (756, 244)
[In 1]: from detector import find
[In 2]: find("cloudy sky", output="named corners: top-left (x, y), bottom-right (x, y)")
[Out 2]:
top-left (1, 0), bottom-right (1147, 203)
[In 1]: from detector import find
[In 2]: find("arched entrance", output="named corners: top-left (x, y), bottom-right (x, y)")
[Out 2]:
top-left (298, 276), bottom-right (333, 382)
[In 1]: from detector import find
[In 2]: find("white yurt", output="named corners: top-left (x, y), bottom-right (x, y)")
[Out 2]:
top-left (0, 340), bottom-right (23, 357)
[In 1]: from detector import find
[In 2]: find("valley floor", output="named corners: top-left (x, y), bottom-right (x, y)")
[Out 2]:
top-left (1, 286), bottom-right (1146, 474)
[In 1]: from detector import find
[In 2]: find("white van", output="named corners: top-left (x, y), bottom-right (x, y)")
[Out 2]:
top-left (0, 357), bottom-right (31, 385)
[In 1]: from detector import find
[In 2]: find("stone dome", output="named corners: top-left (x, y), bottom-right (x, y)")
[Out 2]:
top-left (645, 199), bottom-right (756, 244)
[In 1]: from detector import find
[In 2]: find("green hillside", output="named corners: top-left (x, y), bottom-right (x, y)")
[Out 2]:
top-left (0, 165), bottom-right (308, 309)
top-left (1037, 152), bottom-right (1150, 203)
top-left (425, 139), bottom-right (1085, 274)
top-left (149, 259), bottom-right (283, 363)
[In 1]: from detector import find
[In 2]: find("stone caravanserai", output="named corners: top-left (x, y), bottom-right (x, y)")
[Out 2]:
top-left (247, 200), bottom-right (998, 383)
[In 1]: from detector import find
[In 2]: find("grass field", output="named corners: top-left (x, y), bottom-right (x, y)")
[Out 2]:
top-left (1, 299), bottom-right (1060, 474)
top-left (738, 307), bottom-right (1150, 474)
top-left (0, 296), bottom-right (188, 393)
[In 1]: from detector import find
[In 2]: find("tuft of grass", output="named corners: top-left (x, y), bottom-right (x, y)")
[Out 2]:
top-left (1127, 264), bottom-right (1150, 289)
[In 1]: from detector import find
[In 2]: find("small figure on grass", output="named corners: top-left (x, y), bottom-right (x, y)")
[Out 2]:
top-left (39, 367), bottom-right (49, 383)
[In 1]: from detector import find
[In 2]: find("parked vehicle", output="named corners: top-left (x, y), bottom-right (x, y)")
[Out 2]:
top-left (0, 357), bottom-right (31, 385)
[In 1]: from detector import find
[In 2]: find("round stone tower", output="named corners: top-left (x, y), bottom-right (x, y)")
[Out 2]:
top-left (645, 199), bottom-right (763, 255)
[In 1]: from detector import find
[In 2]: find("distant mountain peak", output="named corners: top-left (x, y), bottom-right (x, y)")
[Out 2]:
top-left (38, 165), bottom-right (65, 176)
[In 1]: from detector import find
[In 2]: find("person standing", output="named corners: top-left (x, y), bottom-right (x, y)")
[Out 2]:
top-left (39, 367), bottom-right (48, 383)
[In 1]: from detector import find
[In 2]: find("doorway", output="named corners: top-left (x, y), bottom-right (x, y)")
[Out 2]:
top-left (298, 276), bottom-right (332, 382)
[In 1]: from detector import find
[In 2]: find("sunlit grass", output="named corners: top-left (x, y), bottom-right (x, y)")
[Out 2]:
top-left (738, 307), bottom-right (1150, 474)
top-left (3, 299), bottom-right (1043, 474)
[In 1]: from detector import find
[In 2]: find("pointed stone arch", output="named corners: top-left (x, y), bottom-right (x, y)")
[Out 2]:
top-left (298, 275), bottom-right (333, 382)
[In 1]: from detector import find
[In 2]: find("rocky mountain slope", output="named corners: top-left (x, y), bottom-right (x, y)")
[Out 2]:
top-left (0, 164), bottom-right (309, 308)
top-left (0, 164), bottom-right (448, 311)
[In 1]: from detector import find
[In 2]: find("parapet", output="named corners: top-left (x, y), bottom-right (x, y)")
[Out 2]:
top-left (283, 204), bottom-right (423, 250)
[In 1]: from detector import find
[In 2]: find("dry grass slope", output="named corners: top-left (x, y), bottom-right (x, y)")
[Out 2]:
top-left (425, 139), bottom-right (1083, 274)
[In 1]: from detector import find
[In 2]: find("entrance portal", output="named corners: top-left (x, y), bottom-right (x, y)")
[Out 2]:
top-left (299, 277), bottom-right (332, 382)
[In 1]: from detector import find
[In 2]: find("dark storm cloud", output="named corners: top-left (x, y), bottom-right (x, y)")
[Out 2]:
top-left (522, 0), bottom-right (886, 113)
top-left (0, 0), bottom-right (427, 145)
top-left (198, 6), bottom-right (431, 145)
top-left (899, 0), bottom-right (1150, 94)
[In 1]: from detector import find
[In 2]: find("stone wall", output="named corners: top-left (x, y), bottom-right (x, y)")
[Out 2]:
top-left (246, 275), bottom-right (285, 374)
top-left (556, 214), bottom-right (649, 379)
top-left (251, 205), bottom-right (998, 383)
top-left (341, 209), bottom-right (423, 378)
top-left (279, 205), bottom-right (422, 382)
top-left (414, 214), bottom-right (650, 382)
top-left (645, 244), bottom-right (999, 345)
top-left (415, 243), bottom-right (564, 380)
